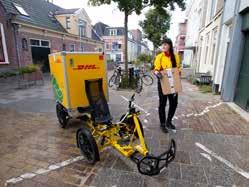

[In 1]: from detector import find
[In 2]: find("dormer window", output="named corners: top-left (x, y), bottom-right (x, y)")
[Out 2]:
top-left (66, 17), bottom-right (70, 29)
top-left (13, 3), bottom-right (29, 17)
top-left (109, 29), bottom-right (117, 36)
top-left (78, 19), bottom-right (86, 38)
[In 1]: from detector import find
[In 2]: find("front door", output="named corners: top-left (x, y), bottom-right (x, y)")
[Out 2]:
top-left (234, 33), bottom-right (249, 111)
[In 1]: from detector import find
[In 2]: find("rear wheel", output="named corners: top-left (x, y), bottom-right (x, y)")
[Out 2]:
top-left (56, 103), bottom-right (69, 128)
top-left (76, 127), bottom-right (100, 164)
top-left (142, 74), bottom-right (153, 86)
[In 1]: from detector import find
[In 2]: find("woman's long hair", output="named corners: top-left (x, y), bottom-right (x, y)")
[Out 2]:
top-left (162, 38), bottom-right (177, 68)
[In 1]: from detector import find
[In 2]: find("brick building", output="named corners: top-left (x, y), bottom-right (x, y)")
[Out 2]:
top-left (94, 22), bottom-right (150, 64)
top-left (0, 0), bottom-right (103, 72)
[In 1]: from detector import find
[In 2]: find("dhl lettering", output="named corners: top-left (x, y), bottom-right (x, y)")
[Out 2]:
top-left (73, 64), bottom-right (99, 70)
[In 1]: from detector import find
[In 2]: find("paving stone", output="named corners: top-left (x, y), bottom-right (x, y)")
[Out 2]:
top-left (169, 179), bottom-right (195, 187)
top-left (173, 151), bottom-right (191, 165)
top-left (89, 168), bottom-right (144, 187)
top-left (181, 165), bottom-right (207, 184)
top-left (204, 165), bottom-right (235, 186)
top-left (143, 177), bottom-right (169, 187)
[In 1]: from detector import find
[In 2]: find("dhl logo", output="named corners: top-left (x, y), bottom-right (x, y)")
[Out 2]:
top-left (73, 64), bottom-right (100, 70)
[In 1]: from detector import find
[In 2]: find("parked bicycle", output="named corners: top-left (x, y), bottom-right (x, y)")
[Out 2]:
top-left (108, 66), bottom-right (122, 89)
top-left (134, 68), bottom-right (154, 93)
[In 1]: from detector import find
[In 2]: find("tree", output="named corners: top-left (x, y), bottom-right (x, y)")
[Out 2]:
top-left (139, 8), bottom-right (171, 52)
top-left (88, 0), bottom-right (185, 75)
top-left (137, 53), bottom-right (153, 64)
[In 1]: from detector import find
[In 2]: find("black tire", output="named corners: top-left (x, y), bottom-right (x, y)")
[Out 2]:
top-left (120, 115), bottom-right (144, 138)
top-left (76, 127), bottom-right (100, 164)
top-left (114, 75), bottom-right (121, 89)
top-left (56, 103), bottom-right (69, 128)
top-left (135, 77), bottom-right (143, 93)
top-left (142, 74), bottom-right (153, 86)
top-left (108, 75), bottom-right (116, 87)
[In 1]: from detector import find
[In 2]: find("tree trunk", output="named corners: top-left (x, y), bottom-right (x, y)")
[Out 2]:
top-left (124, 11), bottom-right (128, 76)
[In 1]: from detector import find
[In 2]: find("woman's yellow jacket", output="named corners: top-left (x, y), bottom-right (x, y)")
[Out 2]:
top-left (154, 52), bottom-right (181, 71)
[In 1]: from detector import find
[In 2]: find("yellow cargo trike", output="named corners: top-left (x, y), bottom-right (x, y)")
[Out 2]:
top-left (49, 52), bottom-right (176, 176)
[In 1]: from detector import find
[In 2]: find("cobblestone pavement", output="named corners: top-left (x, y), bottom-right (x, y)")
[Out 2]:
top-left (0, 74), bottom-right (249, 187)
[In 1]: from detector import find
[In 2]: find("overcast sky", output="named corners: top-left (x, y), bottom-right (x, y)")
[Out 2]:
top-left (52, 0), bottom-right (186, 49)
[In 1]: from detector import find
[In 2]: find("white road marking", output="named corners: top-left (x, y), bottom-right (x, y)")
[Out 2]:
top-left (5, 156), bottom-right (84, 186)
top-left (120, 95), bottom-right (150, 116)
top-left (200, 153), bottom-right (212, 162)
top-left (173, 102), bottom-right (223, 120)
top-left (196, 142), bottom-right (249, 179)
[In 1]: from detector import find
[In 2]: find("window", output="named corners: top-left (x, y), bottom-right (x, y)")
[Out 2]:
top-left (30, 39), bottom-right (39, 46)
top-left (106, 43), bottom-right (110, 49)
top-left (116, 54), bottom-right (121, 62)
top-left (109, 29), bottom-right (117, 36)
top-left (70, 44), bottom-right (75, 52)
top-left (78, 19), bottom-right (86, 37)
top-left (62, 44), bottom-right (66, 51)
top-left (66, 17), bottom-right (70, 29)
top-left (118, 44), bottom-right (122, 49)
top-left (80, 43), bottom-right (84, 52)
top-left (211, 0), bottom-right (217, 18)
top-left (13, 3), bottom-right (29, 16)
top-left (210, 29), bottom-right (217, 65)
top-left (112, 42), bottom-right (118, 50)
top-left (204, 33), bottom-right (209, 64)
top-left (30, 39), bottom-right (50, 48)
top-left (41, 41), bottom-right (49, 47)
top-left (0, 23), bottom-right (9, 64)
top-left (22, 38), bottom-right (28, 51)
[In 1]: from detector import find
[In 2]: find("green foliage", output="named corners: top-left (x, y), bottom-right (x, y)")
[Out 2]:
top-left (0, 71), bottom-right (17, 78)
top-left (137, 53), bottom-right (153, 63)
top-left (139, 8), bottom-right (171, 48)
top-left (18, 64), bottom-right (39, 75)
top-left (199, 85), bottom-right (212, 93)
top-left (119, 75), bottom-right (138, 89)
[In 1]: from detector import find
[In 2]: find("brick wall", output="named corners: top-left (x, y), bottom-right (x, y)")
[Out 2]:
top-left (0, 3), bottom-right (18, 71)
top-left (16, 31), bottom-right (101, 67)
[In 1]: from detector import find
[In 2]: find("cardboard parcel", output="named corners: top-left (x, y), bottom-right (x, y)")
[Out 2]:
top-left (160, 68), bottom-right (182, 95)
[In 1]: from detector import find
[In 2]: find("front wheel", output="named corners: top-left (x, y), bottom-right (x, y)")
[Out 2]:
top-left (76, 127), bottom-right (100, 164)
top-left (135, 77), bottom-right (143, 93)
top-left (108, 75), bottom-right (116, 87)
top-left (142, 75), bottom-right (153, 86)
top-left (56, 103), bottom-right (69, 128)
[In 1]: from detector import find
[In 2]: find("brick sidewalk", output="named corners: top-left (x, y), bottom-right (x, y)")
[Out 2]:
top-left (0, 79), bottom-right (249, 187)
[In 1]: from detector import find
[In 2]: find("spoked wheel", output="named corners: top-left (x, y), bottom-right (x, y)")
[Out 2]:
top-left (135, 77), bottom-right (143, 93)
top-left (56, 103), bottom-right (69, 128)
top-left (114, 75), bottom-right (121, 90)
top-left (76, 127), bottom-right (100, 164)
top-left (142, 74), bottom-right (153, 86)
top-left (108, 75), bottom-right (116, 87)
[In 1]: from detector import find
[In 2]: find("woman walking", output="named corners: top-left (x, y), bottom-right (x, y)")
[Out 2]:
top-left (154, 38), bottom-right (181, 133)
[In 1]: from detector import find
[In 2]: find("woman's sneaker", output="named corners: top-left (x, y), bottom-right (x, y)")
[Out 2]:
top-left (166, 121), bottom-right (176, 132)
top-left (160, 123), bottom-right (168, 133)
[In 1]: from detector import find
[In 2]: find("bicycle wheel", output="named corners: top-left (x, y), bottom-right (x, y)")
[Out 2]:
top-left (114, 75), bottom-right (121, 90)
top-left (76, 127), bottom-right (100, 164)
top-left (108, 75), bottom-right (116, 87)
top-left (135, 77), bottom-right (143, 93)
top-left (142, 74), bottom-right (153, 86)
